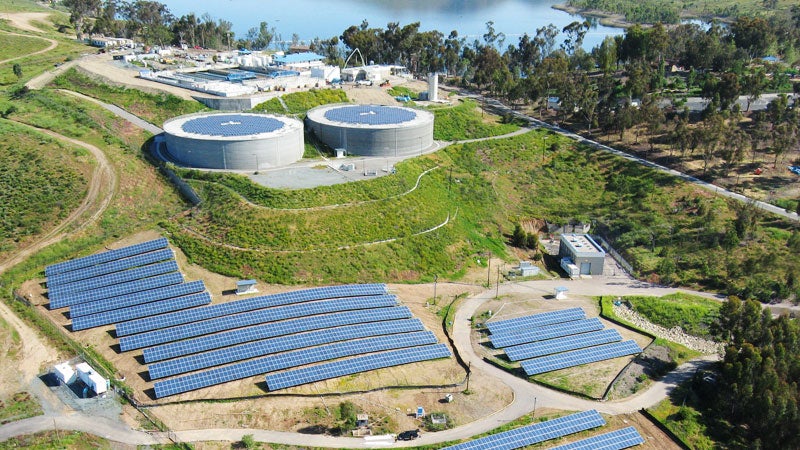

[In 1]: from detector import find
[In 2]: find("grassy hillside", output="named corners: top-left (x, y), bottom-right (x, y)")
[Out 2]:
top-left (251, 88), bottom-right (348, 116)
top-left (51, 69), bottom-right (207, 126)
top-left (432, 99), bottom-right (519, 141)
top-left (566, 0), bottom-right (795, 23)
top-left (0, 121), bottom-right (88, 255)
top-left (165, 127), bottom-right (798, 297)
top-left (0, 33), bottom-right (50, 61)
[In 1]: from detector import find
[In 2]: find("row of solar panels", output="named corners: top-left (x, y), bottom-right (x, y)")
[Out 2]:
top-left (486, 308), bottom-right (642, 376)
top-left (324, 105), bottom-right (416, 125)
top-left (442, 409), bottom-right (643, 450)
top-left (182, 115), bottom-right (284, 137)
top-left (46, 240), bottom-right (451, 399)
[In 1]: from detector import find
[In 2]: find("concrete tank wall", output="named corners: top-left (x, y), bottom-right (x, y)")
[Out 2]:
top-left (165, 131), bottom-right (303, 170)
top-left (309, 120), bottom-right (433, 157)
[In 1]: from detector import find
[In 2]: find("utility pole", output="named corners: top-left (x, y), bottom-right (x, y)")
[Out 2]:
top-left (433, 274), bottom-right (438, 305)
top-left (495, 266), bottom-right (500, 298)
top-left (486, 252), bottom-right (492, 287)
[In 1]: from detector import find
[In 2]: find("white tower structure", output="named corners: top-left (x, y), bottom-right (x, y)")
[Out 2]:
top-left (428, 73), bottom-right (438, 102)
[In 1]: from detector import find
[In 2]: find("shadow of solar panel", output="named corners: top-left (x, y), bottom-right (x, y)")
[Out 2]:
top-left (504, 329), bottom-right (622, 361)
top-left (547, 426), bottom-right (644, 450)
top-left (116, 283), bottom-right (387, 336)
top-left (324, 105), bottom-right (416, 125)
top-left (181, 115), bottom-right (284, 137)
top-left (148, 318), bottom-right (425, 379)
top-left (46, 249), bottom-right (174, 288)
top-left (120, 295), bottom-right (398, 351)
top-left (48, 260), bottom-right (179, 298)
top-left (490, 318), bottom-right (604, 348)
top-left (72, 292), bottom-right (211, 331)
top-left (45, 238), bottom-right (168, 277)
top-left (154, 333), bottom-right (442, 398)
top-left (49, 272), bottom-right (184, 309)
top-left (520, 340), bottom-right (642, 375)
top-left (486, 308), bottom-right (586, 335)
top-left (441, 410), bottom-right (605, 450)
top-left (143, 306), bottom-right (413, 362)
top-left (69, 281), bottom-right (206, 318)
top-left (266, 343), bottom-right (451, 391)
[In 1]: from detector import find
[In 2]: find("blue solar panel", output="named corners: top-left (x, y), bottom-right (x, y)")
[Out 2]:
top-left (45, 238), bottom-right (168, 277)
top-left (181, 114), bottom-right (284, 137)
top-left (154, 336), bottom-right (445, 398)
top-left (490, 318), bottom-right (604, 348)
top-left (504, 329), bottom-right (622, 361)
top-left (324, 105), bottom-right (416, 125)
top-left (46, 249), bottom-right (174, 288)
top-left (48, 260), bottom-right (179, 298)
top-left (441, 410), bottom-right (606, 450)
top-left (521, 341), bottom-right (642, 376)
top-left (143, 306), bottom-right (413, 363)
top-left (49, 272), bottom-right (184, 309)
top-left (69, 281), bottom-right (205, 318)
top-left (548, 426), bottom-right (645, 450)
top-left (266, 343), bottom-right (451, 391)
top-left (72, 292), bottom-right (211, 331)
top-left (120, 295), bottom-right (398, 351)
top-left (486, 308), bottom-right (586, 334)
top-left (148, 319), bottom-right (425, 379)
top-left (116, 283), bottom-right (387, 336)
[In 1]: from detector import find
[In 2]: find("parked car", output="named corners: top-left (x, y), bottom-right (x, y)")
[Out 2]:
top-left (397, 429), bottom-right (420, 441)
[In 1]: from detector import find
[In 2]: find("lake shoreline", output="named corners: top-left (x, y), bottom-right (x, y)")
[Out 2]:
top-left (552, 3), bottom-right (633, 30)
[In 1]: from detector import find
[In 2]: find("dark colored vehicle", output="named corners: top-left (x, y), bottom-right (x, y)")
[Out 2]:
top-left (397, 429), bottom-right (420, 441)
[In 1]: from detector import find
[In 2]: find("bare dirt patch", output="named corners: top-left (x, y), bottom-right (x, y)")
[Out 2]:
top-left (470, 287), bottom-right (653, 399)
top-left (19, 238), bottom-right (510, 434)
top-left (0, 12), bottom-right (55, 33)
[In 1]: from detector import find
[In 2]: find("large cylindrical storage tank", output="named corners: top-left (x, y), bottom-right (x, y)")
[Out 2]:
top-left (306, 104), bottom-right (434, 157)
top-left (163, 112), bottom-right (304, 170)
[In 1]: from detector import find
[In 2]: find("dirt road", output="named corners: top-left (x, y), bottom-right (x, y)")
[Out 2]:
top-left (0, 30), bottom-right (57, 66)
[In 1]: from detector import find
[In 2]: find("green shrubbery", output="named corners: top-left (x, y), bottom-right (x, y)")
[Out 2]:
top-left (251, 88), bottom-right (347, 116)
top-left (432, 99), bottom-right (519, 141)
top-left (625, 293), bottom-right (721, 337)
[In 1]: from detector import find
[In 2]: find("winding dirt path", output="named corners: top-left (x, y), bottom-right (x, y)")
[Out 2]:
top-left (0, 30), bottom-right (57, 66)
top-left (0, 121), bottom-right (117, 275)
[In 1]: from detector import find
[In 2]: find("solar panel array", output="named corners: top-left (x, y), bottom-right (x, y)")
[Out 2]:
top-left (266, 344), bottom-right (450, 391)
top-left (324, 105), bottom-right (417, 125)
top-left (72, 292), bottom-right (212, 331)
top-left (49, 272), bottom-right (184, 309)
top-left (116, 283), bottom-right (387, 336)
top-left (441, 410), bottom-right (606, 450)
top-left (181, 114), bottom-right (284, 137)
top-left (149, 318), bottom-right (425, 379)
top-left (46, 249), bottom-right (174, 288)
top-left (490, 318), bottom-right (604, 349)
top-left (143, 306), bottom-right (413, 363)
top-left (486, 308), bottom-right (586, 334)
top-left (521, 341), bottom-right (642, 375)
top-left (69, 281), bottom-right (206, 318)
top-left (48, 260), bottom-right (180, 300)
top-left (120, 295), bottom-right (399, 351)
top-left (548, 426), bottom-right (645, 450)
top-left (155, 336), bottom-right (447, 398)
top-left (504, 329), bottom-right (622, 361)
top-left (45, 238), bottom-right (168, 277)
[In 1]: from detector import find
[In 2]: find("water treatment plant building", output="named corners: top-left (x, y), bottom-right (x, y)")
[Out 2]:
top-left (163, 112), bottom-right (304, 170)
top-left (306, 104), bottom-right (434, 157)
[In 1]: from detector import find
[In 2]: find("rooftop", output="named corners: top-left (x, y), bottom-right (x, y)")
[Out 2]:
top-left (274, 52), bottom-right (325, 64)
top-left (561, 234), bottom-right (605, 257)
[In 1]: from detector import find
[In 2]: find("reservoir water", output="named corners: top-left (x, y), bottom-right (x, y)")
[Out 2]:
top-left (162, 0), bottom-right (623, 51)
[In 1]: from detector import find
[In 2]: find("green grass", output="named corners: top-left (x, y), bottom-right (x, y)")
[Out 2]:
top-left (0, 33), bottom-right (50, 61)
top-left (251, 88), bottom-right (348, 116)
top-left (0, 120), bottom-right (87, 255)
top-left (566, 0), bottom-right (795, 22)
top-left (432, 99), bottom-right (519, 141)
top-left (0, 391), bottom-right (43, 424)
top-left (0, 430), bottom-right (114, 449)
top-left (50, 68), bottom-right (207, 126)
top-left (649, 395), bottom-right (718, 450)
top-left (0, 0), bottom-right (52, 12)
top-left (624, 293), bottom-right (721, 337)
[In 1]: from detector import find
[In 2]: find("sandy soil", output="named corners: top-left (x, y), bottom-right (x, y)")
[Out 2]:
top-left (18, 239), bottom-right (511, 433)
top-left (0, 12), bottom-right (55, 33)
